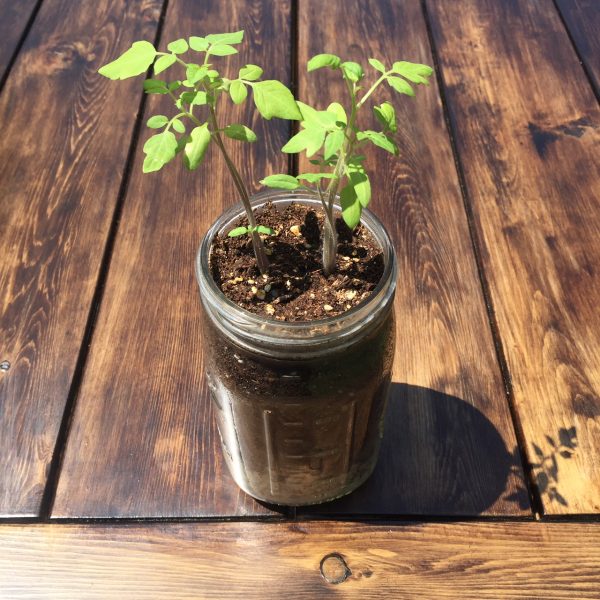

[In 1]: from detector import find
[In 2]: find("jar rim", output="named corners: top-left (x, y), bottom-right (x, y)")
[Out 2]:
top-left (196, 190), bottom-right (397, 350)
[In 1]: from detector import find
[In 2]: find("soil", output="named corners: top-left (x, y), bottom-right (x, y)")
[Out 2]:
top-left (209, 202), bottom-right (384, 321)
top-left (203, 296), bottom-right (396, 505)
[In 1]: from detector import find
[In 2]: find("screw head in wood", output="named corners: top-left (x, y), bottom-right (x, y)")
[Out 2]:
top-left (0, 360), bottom-right (10, 371)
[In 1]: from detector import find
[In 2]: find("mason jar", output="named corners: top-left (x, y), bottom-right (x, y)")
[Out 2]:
top-left (196, 190), bottom-right (397, 505)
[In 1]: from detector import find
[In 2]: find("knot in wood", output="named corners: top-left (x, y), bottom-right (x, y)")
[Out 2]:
top-left (320, 552), bottom-right (351, 584)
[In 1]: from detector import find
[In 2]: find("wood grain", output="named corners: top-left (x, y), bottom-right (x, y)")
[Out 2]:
top-left (426, 0), bottom-right (600, 514)
top-left (1, 521), bottom-right (599, 598)
top-left (53, 0), bottom-right (292, 518)
top-left (555, 0), bottom-right (600, 97)
top-left (0, 0), bottom-right (39, 81)
top-left (297, 0), bottom-right (528, 516)
top-left (0, 0), bottom-right (163, 517)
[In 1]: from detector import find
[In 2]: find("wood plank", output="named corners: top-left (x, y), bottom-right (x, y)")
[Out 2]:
top-left (0, 0), bottom-right (164, 517)
top-left (555, 0), bottom-right (600, 97)
top-left (1, 521), bottom-right (599, 598)
top-left (53, 0), bottom-right (292, 518)
top-left (297, 0), bottom-right (528, 516)
top-left (0, 0), bottom-right (39, 81)
top-left (426, 0), bottom-right (600, 514)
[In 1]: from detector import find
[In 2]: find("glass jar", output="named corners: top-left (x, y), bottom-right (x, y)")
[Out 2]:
top-left (196, 190), bottom-right (397, 505)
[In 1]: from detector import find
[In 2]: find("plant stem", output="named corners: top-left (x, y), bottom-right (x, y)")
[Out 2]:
top-left (321, 78), bottom-right (359, 276)
top-left (207, 105), bottom-right (270, 274)
top-left (356, 71), bottom-right (390, 108)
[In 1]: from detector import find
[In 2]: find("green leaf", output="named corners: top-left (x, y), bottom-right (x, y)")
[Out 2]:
top-left (341, 61), bottom-right (364, 82)
top-left (392, 61), bottom-right (433, 84)
top-left (168, 80), bottom-right (182, 92)
top-left (307, 53), bottom-right (341, 72)
top-left (229, 80), bottom-right (247, 104)
top-left (206, 31), bottom-right (244, 45)
top-left (387, 76), bottom-right (415, 96)
top-left (239, 64), bottom-right (263, 81)
top-left (154, 54), bottom-right (177, 75)
top-left (357, 130), bottom-right (398, 154)
top-left (186, 64), bottom-right (208, 84)
top-left (143, 79), bottom-right (168, 94)
top-left (191, 91), bottom-right (207, 105)
top-left (252, 80), bottom-right (302, 120)
top-left (368, 58), bottom-right (386, 73)
top-left (297, 101), bottom-right (337, 130)
top-left (224, 124), bottom-right (257, 142)
top-left (282, 128), bottom-right (325, 157)
top-left (180, 90), bottom-right (206, 105)
top-left (168, 39), bottom-right (188, 54)
top-left (228, 226), bottom-right (249, 237)
top-left (208, 44), bottom-right (238, 56)
top-left (347, 169), bottom-right (371, 208)
top-left (99, 40), bottom-right (157, 80)
top-left (143, 131), bottom-right (178, 173)
top-left (189, 36), bottom-right (209, 52)
top-left (256, 225), bottom-right (274, 235)
top-left (260, 174), bottom-right (300, 190)
top-left (324, 129), bottom-right (344, 160)
top-left (373, 101), bottom-right (397, 132)
top-left (297, 172), bottom-right (334, 183)
top-left (327, 102), bottom-right (347, 126)
top-left (172, 118), bottom-right (186, 134)
top-left (184, 124), bottom-right (211, 170)
top-left (146, 115), bottom-right (169, 129)
top-left (340, 184), bottom-right (362, 229)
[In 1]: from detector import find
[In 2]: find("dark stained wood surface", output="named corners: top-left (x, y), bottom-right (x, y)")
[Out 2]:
top-left (555, 0), bottom-right (600, 97)
top-left (0, 0), bottom-right (39, 81)
top-left (1, 521), bottom-right (600, 598)
top-left (297, 0), bottom-right (528, 517)
top-left (0, 0), bottom-right (163, 517)
top-left (52, 0), bottom-right (293, 518)
top-left (426, 0), bottom-right (600, 514)
top-left (0, 0), bottom-right (597, 570)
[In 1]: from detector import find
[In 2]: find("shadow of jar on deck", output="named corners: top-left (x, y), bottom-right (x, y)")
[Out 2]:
top-left (298, 383), bottom-right (528, 517)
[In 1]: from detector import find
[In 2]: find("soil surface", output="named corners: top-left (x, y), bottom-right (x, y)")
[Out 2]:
top-left (209, 202), bottom-right (384, 322)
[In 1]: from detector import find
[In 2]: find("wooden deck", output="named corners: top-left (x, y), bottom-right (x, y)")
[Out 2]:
top-left (0, 0), bottom-right (599, 596)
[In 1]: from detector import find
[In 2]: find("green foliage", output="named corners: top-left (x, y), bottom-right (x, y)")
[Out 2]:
top-left (387, 76), bottom-right (414, 96)
top-left (229, 80), bottom-right (247, 104)
top-left (98, 29), bottom-right (303, 178)
top-left (206, 31), bottom-right (244, 44)
top-left (260, 174), bottom-right (300, 190)
top-left (184, 124), bottom-right (211, 170)
top-left (252, 80), bottom-right (302, 120)
top-left (143, 131), bottom-right (178, 173)
top-left (228, 224), bottom-right (274, 237)
top-left (373, 101), bottom-right (396, 132)
top-left (147, 115), bottom-right (169, 129)
top-left (168, 39), bottom-right (188, 54)
top-left (98, 41), bottom-right (156, 80)
top-left (208, 44), bottom-right (238, 56)
top-left (307, 54), bottom-right (341, 71)
top-left (239, 64), bottom-right (263, 81)
top-left (224, 124), bottom-right (257, 142)
top-left (340, 61), bottom-right (363, 82)
top-left (368, 57), bottom-right (386, 73)
top-left (154, 54), bottom-right (177, 74)
top-left (357, 130), bottom-right (398, 155)
top-left (264, 53), bottom-right (432, 232)
top-left (143, 79), bottom-right (168, 94)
